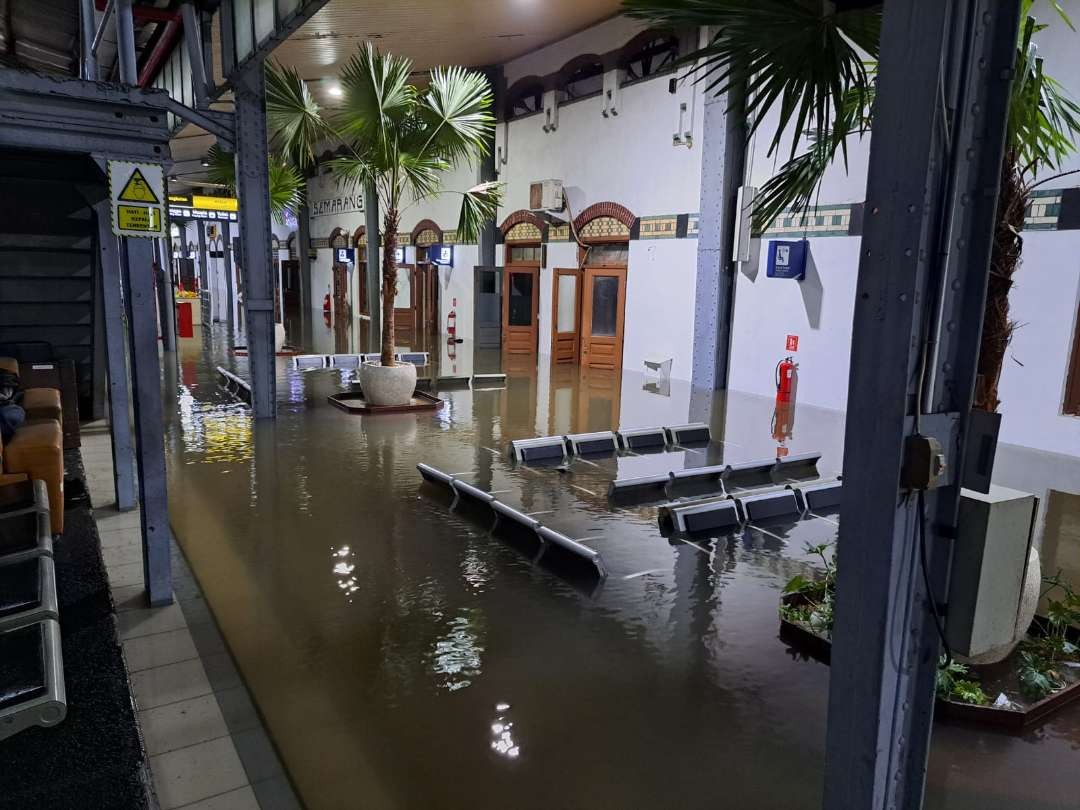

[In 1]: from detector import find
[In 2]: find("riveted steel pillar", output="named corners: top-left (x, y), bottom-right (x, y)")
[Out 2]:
top-left (297, 199), bottom-right (313, 325)
top-left (94, 201), bottom-right (137, 512)
top-left (823, 2), bottom-right (1020, 808)
top-left (233, 64), bottom-right (276, 417)
top-left (222, 220), bottom-right (236, 339)
top-left (122, 236), bottom-right (173, 605)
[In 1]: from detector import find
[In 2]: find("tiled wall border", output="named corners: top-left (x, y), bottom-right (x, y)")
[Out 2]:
top-left (306, 186), bottom-right (1080, 250)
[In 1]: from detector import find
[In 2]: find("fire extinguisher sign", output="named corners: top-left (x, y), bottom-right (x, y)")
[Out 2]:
top-left (786, 335), bottom-right (799, 352)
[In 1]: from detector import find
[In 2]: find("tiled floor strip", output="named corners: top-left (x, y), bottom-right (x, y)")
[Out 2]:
top-left (81, 421), bottom-right (300, 810)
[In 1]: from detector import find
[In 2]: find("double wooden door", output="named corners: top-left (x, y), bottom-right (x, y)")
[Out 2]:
top-left (551, 266), bottom-right (627, 370)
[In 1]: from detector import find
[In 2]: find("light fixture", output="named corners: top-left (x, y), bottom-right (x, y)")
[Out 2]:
top-left (327, 82), bottom-right (342, 97)
top-left (200, 157), bottom-right (210, 167)
top-left (168, 174), bottom-right (178, 182)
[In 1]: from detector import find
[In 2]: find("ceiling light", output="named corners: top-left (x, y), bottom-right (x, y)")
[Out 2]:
top-left (327, 82), bottom-right (342, 97)
top-left (200, 158), bottom-right (210, 167)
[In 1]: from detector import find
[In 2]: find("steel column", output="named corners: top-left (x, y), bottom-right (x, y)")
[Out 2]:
top-left (94, 202), bottom-right (137, 512)
top-left (477, 66), bottom-right (501, 268)
top-left (196, 222), bottom-right (210, 324)
top-left (297, 199), bottom-right (312, 325)
top-left (79, 0), bottom-right (98, 79)
top-left (690, 65), bottom-right (746, 392)
top-left (156, 238), bottom-right (176, 352)
top-left (823, 2), bottom-right (1020, 809)
top-left (364, 180), bottom-right (381, 351)
top-left (115, 0), bottom-right (137, 86)
top-left (121, 236), bottom-right (173, 605)
top-left (222, 220), bottom-right (236, 339)
top-left (233, 64), bottom-right (276, 417)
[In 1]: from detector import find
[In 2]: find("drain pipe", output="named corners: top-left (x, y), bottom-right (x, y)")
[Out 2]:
top-left (79, 0), bottom-right (98, 79)
top-left (115, 0), bottom-right (137, 85)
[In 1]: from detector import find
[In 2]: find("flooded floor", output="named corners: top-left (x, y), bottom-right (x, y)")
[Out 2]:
top-left (163, 322), bottom-right (1080, 810)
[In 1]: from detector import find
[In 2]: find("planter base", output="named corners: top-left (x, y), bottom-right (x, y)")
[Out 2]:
top-left (327, 390), bottom-right (443, 414)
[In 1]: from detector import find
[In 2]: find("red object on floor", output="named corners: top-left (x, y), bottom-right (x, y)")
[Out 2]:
top-left (177, 301), bottom-right (194, 338)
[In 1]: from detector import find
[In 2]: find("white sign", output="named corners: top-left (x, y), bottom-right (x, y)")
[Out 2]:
top-left (310, 192), bottom-right (364, 218)
top-left (109, 160), bottom-right (165, 238)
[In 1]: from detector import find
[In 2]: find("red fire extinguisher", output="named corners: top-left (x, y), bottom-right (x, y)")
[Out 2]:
top-left (446, 308), bottom-right (457, 339)
top-left (775, 356), bottom-right (798, 404)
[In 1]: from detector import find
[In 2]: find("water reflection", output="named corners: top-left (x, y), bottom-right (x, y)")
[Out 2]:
top-left (162, 325), bottom-right (1080, 810)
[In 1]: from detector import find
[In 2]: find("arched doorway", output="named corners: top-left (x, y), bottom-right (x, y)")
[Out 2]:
top-left (410, 220), bottom-right (442, 340)
top-left (500, 212), bottom-right (545, 356)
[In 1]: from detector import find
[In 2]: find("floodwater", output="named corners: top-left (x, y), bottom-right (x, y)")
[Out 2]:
top-left (163, 321), bottom-right (1080, 810)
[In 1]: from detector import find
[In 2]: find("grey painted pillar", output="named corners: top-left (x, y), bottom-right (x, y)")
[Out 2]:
top-left (364, 180), bottom-right (381, 352)
top-left (222, 220), bottom-right (236, 339)
top-left (690, 65), bottom-right (746, 392)
top-left (121, 236), bottom-right (173, 605)
top-left (94, 202), bottom-right (137, 512)
top-left (477, 66), bottom-right (502, 268)
top-left (196, 223), bottom-right (211, 324)
top-left (115, 0), bottom-right (137, 85)
top-left (156, 239), bottom-right (176, 352)
top-left (297, 199), bottom-right (312, 321)
top-left (79, 0), bottom-right (97, 80)
top-left (823, 2), bottom-right (1020, 808)
top-left (233, 64), bottom-right (277, 417)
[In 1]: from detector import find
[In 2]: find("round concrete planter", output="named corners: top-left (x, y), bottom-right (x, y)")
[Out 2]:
top-left (358, 361), bottom-right (416, 407)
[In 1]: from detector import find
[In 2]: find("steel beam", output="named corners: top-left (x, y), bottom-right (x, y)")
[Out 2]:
top-left (115, 0), bottom-right (137, 85)
top-left (364, 180), bottom-right (381, 351)
top-left (156, 238), bottom-right (176, 352)
top-left (477, 66), bottom-right (501, 268)
top-left (233, 64), bottom-right (276, 417)
top-left (823, 2), bottom-right (1020, 809)
top-left (196, 222), bottom-right (210, 324)
top-left (91, 0), bottom-right (116, 57)
top-left (94, 202), bottom-right (137, 512)
top-left (297, 199), bottom-right (312, 327)
top-left (79, 0), bottom-right (98, 79)
top-left (122, 236), bottom-right (173, 605)
top-left (222, 220), bottom-right (236, 338)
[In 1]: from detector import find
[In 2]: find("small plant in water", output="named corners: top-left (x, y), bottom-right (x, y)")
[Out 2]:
top-left (780, 543), bottom-right (837, 639)
top-left (935, 657), bottom-right (989, 706)
top-left (1015, 572), bottom-right (1080, 701)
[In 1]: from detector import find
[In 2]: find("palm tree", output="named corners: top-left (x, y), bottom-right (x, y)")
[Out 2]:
top-left (625, 0), bottom-right (1080, 412)
top-left (265, 44), bottom-right (502, 366)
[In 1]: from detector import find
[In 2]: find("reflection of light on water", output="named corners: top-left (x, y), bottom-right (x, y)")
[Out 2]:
top-left (176, 384), bottom-right (253, 463)
top-left (461, 545), bottom-right (489, 593)
top-left (332, 545), bottom-right (358, 600)
top-left (429, 610), bottom-right (484, 692)
top-left (490, 703), bottom-right (520, 759)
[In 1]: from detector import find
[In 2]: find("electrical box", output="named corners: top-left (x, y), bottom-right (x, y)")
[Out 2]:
top-left (766, 240), bottom-right (808, 280)
top-left (529, 179), bottom-right (564, 212)
top-left (946, 485), bottom-right (1038, 660)
top-left (732, 185), bottom-right (757, 263)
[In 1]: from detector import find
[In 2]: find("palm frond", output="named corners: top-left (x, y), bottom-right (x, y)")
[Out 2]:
top-left (623, 0), bottom-right (880, 161)
top-left (417, 65), bottom-right (497, 165)
top-left (265, 61), bottom-right (332, 171)
top-left (455, 182), bottom-right (504, 243)
top-left (204, 144), bottom-right (301, 224)
top-left (204, 143), bottom-right (236, 190)
top-left (326, 155), bottom-right (378, 190)
top-left (399, 152), bottom-right (449, 202)
top-left (337, 43), bottom-right (416, 156)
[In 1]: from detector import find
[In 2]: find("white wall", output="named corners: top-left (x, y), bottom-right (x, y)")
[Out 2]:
top-left (623, 239), bottom-right (698, 379)
top-left (728, 237), bottom-right (861, 411)
top-left (996, 231), bottom-right (1080, 455)
top-left (503, 16), bottom-right (646, 86)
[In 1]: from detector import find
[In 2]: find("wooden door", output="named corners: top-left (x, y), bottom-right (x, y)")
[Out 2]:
top-left (418, 264), bottom-right (438, 330)
top-left (551, 268), bottom-right (582, 363)
top-left (393, 264), bottom-right (416, 335)
top-left (502, 266), bottom-right (539, 354)
top-left (581, 266), bottom-right (627, 370)
top-left (332, 263), bottom-right (350, 324)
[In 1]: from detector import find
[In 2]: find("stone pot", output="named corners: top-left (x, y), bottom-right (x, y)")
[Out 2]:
top-left (358, 361), bottom-right (416, 407)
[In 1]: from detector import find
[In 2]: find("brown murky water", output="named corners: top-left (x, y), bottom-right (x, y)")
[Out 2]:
top-left (163, 322), bottom-right (1080, 810)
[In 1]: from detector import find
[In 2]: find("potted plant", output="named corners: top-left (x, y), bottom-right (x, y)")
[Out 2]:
top-left (264, 46), bottom-right (502, 405)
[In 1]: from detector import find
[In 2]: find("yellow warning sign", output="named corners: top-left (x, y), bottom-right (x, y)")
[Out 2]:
top-left (117, 205), bottom-right (161, 232)
top-left (117, 168), bottom-right (161, 204)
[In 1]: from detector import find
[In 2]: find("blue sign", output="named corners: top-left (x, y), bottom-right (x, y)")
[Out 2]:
top-left (766, 240), bottom-right (808, 281)
top-left (427, 244), bottom-right (453, 266)
top-left (335, 247), bottom-right (355, 265)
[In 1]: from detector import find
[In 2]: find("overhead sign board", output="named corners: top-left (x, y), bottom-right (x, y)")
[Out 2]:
top-left (109, 160), bottom-right (165, 238)
top-left (168, 193), bottom-right (239, 223)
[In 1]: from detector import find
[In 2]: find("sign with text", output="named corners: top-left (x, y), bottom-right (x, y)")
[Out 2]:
top-left (786, 334), bottom-right (799, 352)
top-left (766, 239), bottom-right (808, 281)
top-left (427, 244), bottom-right (453, 266)
top-left (168, 193), bottom-right (239, 223)
top-left (310, 191), bottom-right (365, 218)
top-left (109, 160), bottom-right (165, 238)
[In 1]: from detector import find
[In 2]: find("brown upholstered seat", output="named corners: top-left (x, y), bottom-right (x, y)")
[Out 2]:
top-left (2, 422), bottom-right (63, 535)
top-left (21, 388), bottom-right (61, 422)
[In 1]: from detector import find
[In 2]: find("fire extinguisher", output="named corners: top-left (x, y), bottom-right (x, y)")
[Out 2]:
top-left (446, 308), bottom-right (457, 340)
top-left (775, 356), bottom-right (798, 404)
top-left (323, 289), bottom-right (332, 316)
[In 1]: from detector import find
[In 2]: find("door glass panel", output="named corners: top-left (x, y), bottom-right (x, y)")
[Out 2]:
top-left (254, 0), bottom-right (274, 43)
top-left (557, 274), bottom-right (578, 333)
top-left (586, 243), bottom-right (629, 266)
top-left (590, 276), bottom-right (619, 337)
top-left (395, 267), bottom-right (411, 308)
top-left (508, 272), bottom-right (534, 326)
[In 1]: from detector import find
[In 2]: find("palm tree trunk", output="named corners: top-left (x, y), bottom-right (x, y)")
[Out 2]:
top-left (381, 208), bottom-right (399, 366)
top-left (974, 151), bottom-right (1025, 412)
